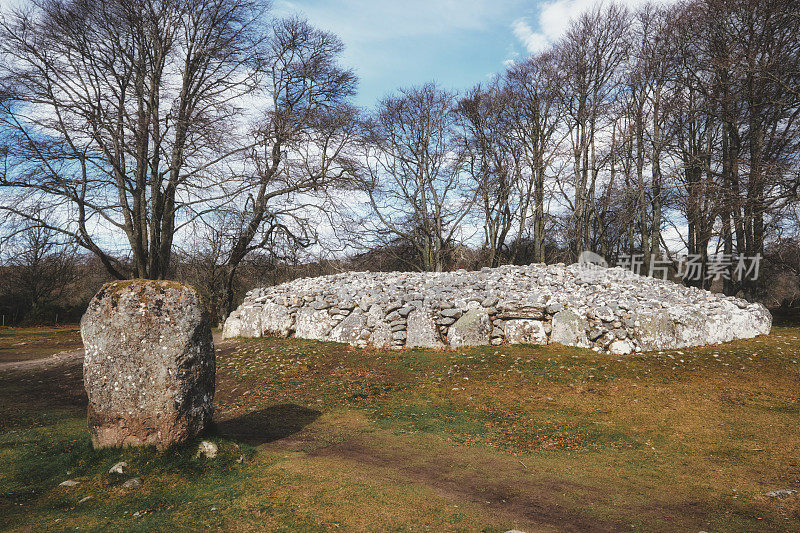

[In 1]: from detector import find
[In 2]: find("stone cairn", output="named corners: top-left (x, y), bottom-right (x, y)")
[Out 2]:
top-left (223, 263), bottom-right (772, 354)
top-left (82, 280), bottom-right (215, 450)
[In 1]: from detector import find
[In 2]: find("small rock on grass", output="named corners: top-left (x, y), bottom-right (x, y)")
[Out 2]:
top-left (764, 489), bottom-right (797, 498)
top-left (122, 478), bottom-right (142, 489)
top-left (59, 480), bottom-right (79, 487)
top-left (196, 440), bottom-right (218, 459)
top-left (109, 461), bottom-right (127, 474)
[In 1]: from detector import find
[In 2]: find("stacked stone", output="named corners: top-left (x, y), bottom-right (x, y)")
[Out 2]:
top-left (223, 263), bottom-right (772, 354)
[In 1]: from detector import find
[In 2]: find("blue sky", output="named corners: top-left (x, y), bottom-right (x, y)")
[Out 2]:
top-left (3, 0), bottom-right (665, 108)
top-left (274, 0), bottom-right (660, 108)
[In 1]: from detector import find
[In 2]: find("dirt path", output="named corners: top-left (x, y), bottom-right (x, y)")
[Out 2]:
top-left (308, 436), bottom-right (624, 533)
top-left (0, 348), bottom-right (84, 372)
top-left (0, 331), bottom-right (225, 373)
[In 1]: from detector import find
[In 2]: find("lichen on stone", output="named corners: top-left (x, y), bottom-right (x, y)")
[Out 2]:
top-left (81, 279), bottom-right (215, 450)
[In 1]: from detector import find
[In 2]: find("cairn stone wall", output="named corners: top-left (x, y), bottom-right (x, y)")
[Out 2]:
top-left (223, 264), bottom-right (772, 354)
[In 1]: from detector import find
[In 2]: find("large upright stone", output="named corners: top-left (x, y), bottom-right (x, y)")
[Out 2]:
top-left (448, 309), bottom-right (491, 347)
top-left (366, 304), bottom-right (392, 348)
top-left (668, 307), bottom-right (710, 348)
top-left (406, 309), bottom-right (444, 348)
top-left (81, 280), bottom-right (215, 450)
top-left (221, 310), bottom-right (244, 339)
top-left (634, 309), bottom-right (677, 351)
top-left (329, 308), bottom-right (368, 345)
top-left (260, 302), bottom-right (294, 338)
top-left (294, 308), bottom-right (333, 340)
top-left (237, 307), bottom-right (262, 337)
top-left (550, 309), bottom-right (590, 348)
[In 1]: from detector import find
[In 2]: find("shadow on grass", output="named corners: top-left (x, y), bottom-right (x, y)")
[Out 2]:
top-left (214, 404), bottom-right (321, 445)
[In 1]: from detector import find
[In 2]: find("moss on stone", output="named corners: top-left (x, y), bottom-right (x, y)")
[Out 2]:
top-left (103, 279), bottom-right (188, 295)
top-left (95, 279), bottom-right (192, 308)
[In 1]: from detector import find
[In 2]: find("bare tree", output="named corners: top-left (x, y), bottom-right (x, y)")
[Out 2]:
top-left (705, 0), bottom-right (800, 297)
top-left (555, 3), bottom-right (630, 258)
top-left (359, 83), bottom-right (477, 272)
top-left (0, 0), bottom-right (268, 279)
top-left (613, 3), bottom-right (679, 272)
top-left (457, 82), bottom-right (518, 267)
top-left (456, 53), bottom-right (563, 267)
top-left (663, 1), bottom-right (721, 288)
top-left (216, 17), bottom-right (360, 313)
top-left (0, 211), bottom-right (80, 321)
top-left (505, 52), bottom-right (564, 263)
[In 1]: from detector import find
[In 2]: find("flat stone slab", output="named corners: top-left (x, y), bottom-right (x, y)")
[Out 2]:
top-left (504, 319), bottom-right (548, 345)
top-left (551, 309), bottom-right (590, 348)
top-left (407, 309), bottom-right (445, 348)
top-left (223, 263), bottom-right (771, 353)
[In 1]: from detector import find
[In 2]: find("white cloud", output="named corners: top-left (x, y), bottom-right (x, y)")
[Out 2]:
top-left (511, 18), bottom-right (550, 54)
top-left (511, 0), bottom-right (678, 55)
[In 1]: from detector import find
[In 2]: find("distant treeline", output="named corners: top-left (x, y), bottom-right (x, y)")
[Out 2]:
top-left (1, 231), bottom-right (798, 326)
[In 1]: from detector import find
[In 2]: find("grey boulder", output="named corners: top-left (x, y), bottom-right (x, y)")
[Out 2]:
top-left (406, 309), bottom-right (444, 348)
top-left (504, 319), bottom-right (547, 345)
top-left (550, 309), bottom-right (590, 348)
top-left (260, 302), bottom-right (294, 338)
top-left (448, 309), bottom-right (491, 347)
top-left (81, 280), bottom-right (215, 450)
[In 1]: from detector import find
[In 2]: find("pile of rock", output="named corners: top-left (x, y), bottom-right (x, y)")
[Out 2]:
top-left (223, 263), bottom-right (771, 354)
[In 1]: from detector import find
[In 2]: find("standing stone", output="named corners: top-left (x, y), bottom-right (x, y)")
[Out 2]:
top-left (81, 280), bottom-right (215, 450)
top-left (329, 308), bottom-right (368, 345)
top-left (668, 307), bottom-right (709, 348)
top-left (550, 309), bottom-right (590, 348)
top-left (367, 305), bottom-right (393, 348)
top-left (701, 300), bottom-right (770, 346)
top-left (504, 319), bottom-right (548, 345)
top-left (448, 309), bottom-right (491, 347)
top-left (633, 309), bottom-right (676, 351)
top-left (221, 310), bottom-right (243, 339)
top-left (238, 308), bottom-right (262, 337)
top-left (406, 309), bottom-right (444, 348)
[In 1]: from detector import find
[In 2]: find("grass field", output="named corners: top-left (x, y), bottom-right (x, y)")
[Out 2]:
top-left (0, 326), bottom-right (82, 363)
top-left (1, 325), bottom-right (799, 531)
